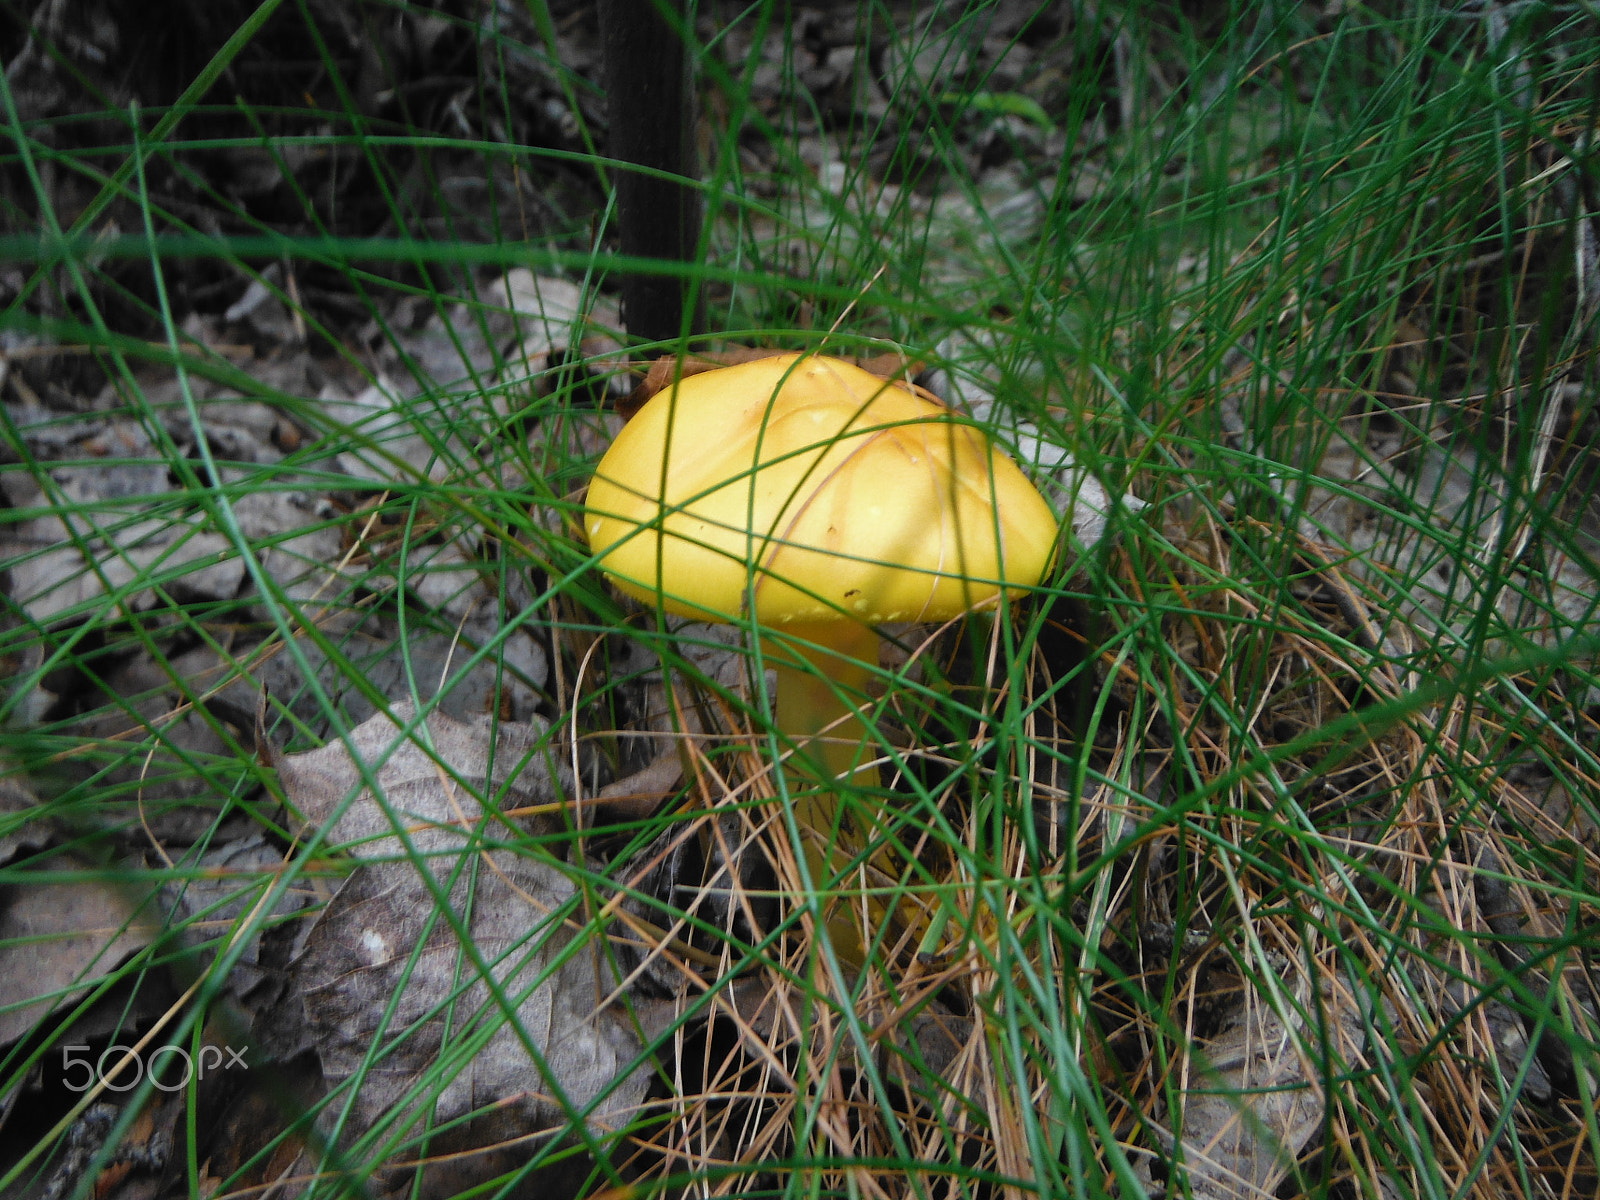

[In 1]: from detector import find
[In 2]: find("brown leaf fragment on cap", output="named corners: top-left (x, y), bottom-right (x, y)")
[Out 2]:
top-left (853, 349), bottom-right (924, 385)
top-left (620, 348), bottom-right (786, 419)
top-left (618, 347), bottom-right (925, 419)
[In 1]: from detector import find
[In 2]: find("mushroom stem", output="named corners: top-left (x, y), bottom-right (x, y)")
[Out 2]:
top-left (763, 620), bottom-right (898, 968)
top-left (768, 619), bottom-right (880, 792)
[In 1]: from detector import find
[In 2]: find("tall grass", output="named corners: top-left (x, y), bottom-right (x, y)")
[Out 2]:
top-left (2, 1), bottom-right (1599, 1198)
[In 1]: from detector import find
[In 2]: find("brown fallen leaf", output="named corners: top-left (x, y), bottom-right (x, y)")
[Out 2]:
top-left (590, 744), bottom-right (685, 822)
top-left (268, 700), bottom-right (562, 845)
top-left (266, 703), bottom-right (666, 1197)
top-left (0, 773), bottom-right (54, 865)
top-left (158, 831), bottom-right (312, 1018)
top-left (0, 854), bottom-right (160, 1048)
top-left (1136, 975), bottom-right (1359, 1200)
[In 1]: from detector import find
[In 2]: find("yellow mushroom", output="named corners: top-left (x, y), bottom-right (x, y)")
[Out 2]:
top-left (584, 352), bottom-right (1057, 966)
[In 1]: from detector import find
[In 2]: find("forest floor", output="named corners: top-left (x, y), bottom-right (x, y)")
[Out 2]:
top-left (3, 3), bottom-right (1600, 1200)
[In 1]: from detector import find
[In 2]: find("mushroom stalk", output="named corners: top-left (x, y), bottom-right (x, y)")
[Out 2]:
top-left (767, 619), bottom-right (879, 791)
top-left (763, 620), bottom-right (900, 967)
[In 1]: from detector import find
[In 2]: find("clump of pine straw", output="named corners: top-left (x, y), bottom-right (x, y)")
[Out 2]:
top-left (601, 469), bottom-right (1597, 1199)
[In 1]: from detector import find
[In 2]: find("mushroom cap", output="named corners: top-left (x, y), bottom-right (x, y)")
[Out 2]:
top-left (584, 353), bottom-right (1058, 625)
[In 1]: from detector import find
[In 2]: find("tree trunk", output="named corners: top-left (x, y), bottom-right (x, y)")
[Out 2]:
top-left (597, 0), bottom-right (702, 347)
